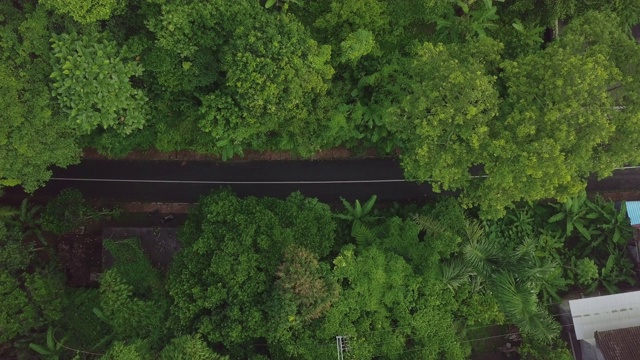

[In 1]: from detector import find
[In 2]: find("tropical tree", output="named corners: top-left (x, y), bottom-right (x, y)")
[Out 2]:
top-left (297, 245), bottom-right (469, 360)
top-left (0, 3), bottom-right (80, 192)
top-left (382, 37), bottom-right (501, 195)
top-left (50, 31), bottom-right (148, 135)
top-left (0, 221), bottom-right (66, 345)
top-left (432, 217), bottom-right (562, 343)
top-left (167, 190), bottom-right (335, 356)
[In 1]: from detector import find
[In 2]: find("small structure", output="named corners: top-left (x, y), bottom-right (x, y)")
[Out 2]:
top-left (102, 227), bottom-right (181, 272)
top-left (595, 325), bottom-right (640, 360)
top-left (627, 201), bottom-right (640, 229)
top-left (569, 291), bottom-right (640, 360)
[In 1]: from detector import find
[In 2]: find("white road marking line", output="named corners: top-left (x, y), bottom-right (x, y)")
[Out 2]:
top-left (48, 166), bottom-right (640, 184)
top-left (50, 178), bottom-right (411, 184)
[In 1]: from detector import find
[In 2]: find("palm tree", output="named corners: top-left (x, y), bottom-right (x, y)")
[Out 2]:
top-left (414, 214), bottom-right (561, 343)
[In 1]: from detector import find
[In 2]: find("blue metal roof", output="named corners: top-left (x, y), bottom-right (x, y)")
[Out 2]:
top-left (627, 201), bottom-right (640, 226)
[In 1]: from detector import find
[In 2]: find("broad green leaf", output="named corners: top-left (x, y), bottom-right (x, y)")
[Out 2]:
top-left (29, 343), bottom-right (52, 356)
top-left (548, 212), bottom-right (565, 223)
top-left (575, 222), bottom-right (591, 240)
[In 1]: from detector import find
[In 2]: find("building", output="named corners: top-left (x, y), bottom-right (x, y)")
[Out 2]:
top-left (569, 291), bottom-right (640, 360)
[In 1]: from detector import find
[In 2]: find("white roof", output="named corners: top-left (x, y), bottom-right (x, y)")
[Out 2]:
top-left (570, 291), bottom-right (640, 345)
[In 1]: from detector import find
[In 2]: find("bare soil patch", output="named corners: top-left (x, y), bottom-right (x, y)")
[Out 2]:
top-left (82, 147), bottom-right (386, 162)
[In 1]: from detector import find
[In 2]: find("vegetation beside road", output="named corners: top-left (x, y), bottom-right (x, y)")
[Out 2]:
top-left (1, 188), bottom-right (636, 359)
top-left (2, 0), bottom-right (640, 216)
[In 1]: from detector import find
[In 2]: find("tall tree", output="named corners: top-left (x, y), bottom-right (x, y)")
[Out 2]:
top-left (50, 31), bottom-right (148, 135)
top-left (381, 37), bottom-right (501, 200)
top-left (167, 190), bottom-right (335, 356)
top-left (0, 3), bottom-right (80, 192)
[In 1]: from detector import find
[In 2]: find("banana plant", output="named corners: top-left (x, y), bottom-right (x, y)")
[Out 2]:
top-left (587, 197), bottom-right (633, 246)
top-left (334, 195), bottom-right (379, 237)
top-left (547, 191), bottom-right (599, 240)
top-left (29, 327), bottom-right (65, 360)
top-left (7, 198), bottom-right (47, 245)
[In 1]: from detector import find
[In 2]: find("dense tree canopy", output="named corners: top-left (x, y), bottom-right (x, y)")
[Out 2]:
top-left (4, 187), bottom-right (632, 359)
top-left (1, 0), bottom-right (639, 214)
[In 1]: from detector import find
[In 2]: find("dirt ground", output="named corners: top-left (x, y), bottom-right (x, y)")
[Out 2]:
top-left (56, 232), bottom-right (103, 287)
top-left (82, 146), bottom-right (385, 162)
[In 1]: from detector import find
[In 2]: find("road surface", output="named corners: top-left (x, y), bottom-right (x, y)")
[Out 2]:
top-left (17, 159), bottom-right (640, 204)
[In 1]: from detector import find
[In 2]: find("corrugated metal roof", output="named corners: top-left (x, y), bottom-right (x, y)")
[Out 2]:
top-left (627, 201), bottom-right (640, 226)
top-left (596, 326), bottom-right (640, 360)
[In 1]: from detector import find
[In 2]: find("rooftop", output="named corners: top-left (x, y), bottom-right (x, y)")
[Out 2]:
top-left (596, 325), bottom-right (640, 360)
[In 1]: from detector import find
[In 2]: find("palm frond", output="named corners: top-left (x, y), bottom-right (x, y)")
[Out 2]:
top-left (351, 222), bottom-right (376, 247)
top-left (491, 272), bottom-right (559, 343)
top-left (0, 206), bottom-right (18, 219)
top-left (463, 218), bottom-right (485, 243)
top-left (440, 259), bottom-right (473, 291)
top-left (513, 237), bottom-right (537, 260)
top-left (412, 213), bottom-right (449, 238)
top-left (463, 236), bottom-right (499, 278)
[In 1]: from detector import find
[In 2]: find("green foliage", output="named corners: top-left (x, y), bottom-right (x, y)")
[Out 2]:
top-left (434, 0), bottom-right (501, 41)
top-left (41, 188), bottom-right (119, 235)
top-left (544, 193), bottom-right (636, 293)
top-left (385, 38), bottom-right (501, 195)
top-left (518, 333), bottom-right (573, 360)
top-left (7, 198), bottom-right (47, 245)
top-left (168, 189), bottom-right (335, 353)
top-left (312, 0), bottom-right (389, 46)
top-left (40, 0), bottom-right (126, 24)
top-left (0, 62), bottom-right (79, 191)
top-left (98, 270), bottom-right (167, 347)
top-left (102, 340), bottom-right (153, 360)
top-left (339, 29), bottom-right (375, 65)
top-left (103, 238), bottom-right (162, 293)
top-left (334, 195), bottom-right (378, 237)
top-left (99, 239), bottom-right (168, 349)
top-left (472, 38), bottom-right (625, 217)
top-left (0, 216), bottom-right (64, 348)
top-left (443, 217), bottom-right (565, 342)
top-left (199, 12), bottom-right (334, 156)
top-left (0, 4), bottom-right (81, 192)
top-left (573, 258), bottom-right (599, 286)
top-left (0, 267), bottom-right (66, 344)
top-left (56, 288), bottom-right (112, 353)
top-left (160, 335), bottom-right (227, 360)
top-left (491, 272), bottom-right (560, 343)
top-left (28, 327), bottom-right (64, 360)
top-left (314, 245), bottom-right (469, 360)
top-left (50, 31), bottom-right (148, 135)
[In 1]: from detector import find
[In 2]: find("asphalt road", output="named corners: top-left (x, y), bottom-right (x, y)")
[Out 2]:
top-left (19, 159), bottom-right (640, 204)
top-left (38, 158), bottom-right (443, 203)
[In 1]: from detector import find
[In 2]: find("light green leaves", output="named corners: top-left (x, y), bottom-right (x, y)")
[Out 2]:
top-left (39, 0), bottom-right (125, 24)
top-left (339, 29), bottom-right (375, 64)
top-left (50, 32), bottom-right (148, 135)
top-left (384, 39), bottom-right (500, 195)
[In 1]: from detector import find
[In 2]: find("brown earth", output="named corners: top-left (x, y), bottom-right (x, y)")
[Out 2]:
top-left (82, 147), bottom-right (386, 162)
